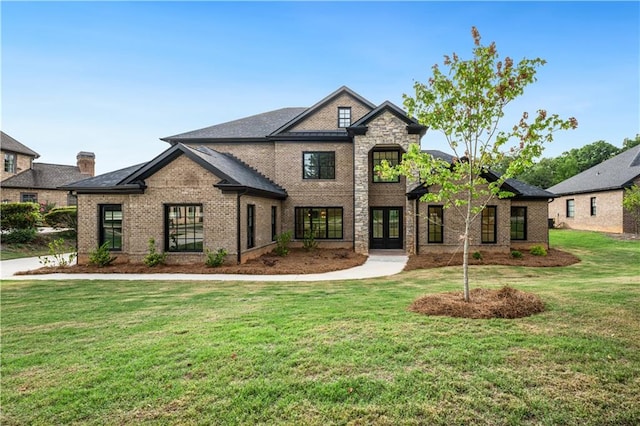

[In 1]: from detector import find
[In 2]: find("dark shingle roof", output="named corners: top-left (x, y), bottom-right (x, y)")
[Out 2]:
top-left (1, 163), bottom-right (88, 189)
top-left (63, 163), bottom-right (147, 190)
top-left (161, 108), bottom-right (307, 142)
top-left (547, 144), bottom-right (640, 195)
top-left (1, 131), bottom-right (40, 158)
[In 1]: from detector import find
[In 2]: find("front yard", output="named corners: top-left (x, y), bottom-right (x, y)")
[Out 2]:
top-left (1, 230), bottom-right (639, 425)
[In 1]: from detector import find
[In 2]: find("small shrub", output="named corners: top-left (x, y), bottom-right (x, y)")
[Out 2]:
top-left (205, 248), bottom-right (228, 268)
top-left (39, 238), bottom-right (77, 267)
top-left (530, 245), bottom-right (548, 256)
top-left (511, 250), bottom-right (523, 259)
top-left (472, 251), bottom-right (483, 261)
top-left (88, 242), bottom-right (117, 267)
top-left (0, 202), bottom-right (40, 231)
top-left (303, 230), bottom-right (318, 251)
top-left (44, 206), bottom-right (77, 230)
top-left (2, 228), bottom-right (37, 244)
top-left (143, 238), bottom-right (167, 267)
top-left (274, 231), bottom-right (292, 257)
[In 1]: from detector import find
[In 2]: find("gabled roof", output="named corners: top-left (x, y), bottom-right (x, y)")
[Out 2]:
top-left (547, 144), bottom-right (640, 195)
top-left (161, 108), bottom-right (307, 143)
top-left (66, 144), bottom-right (287, 199)
top-left (270, 86), bottom-right (377, 135)
top-left (1, 131), bottom-right (40, 158)
top-left (1, 163), bottom-right (88, 190)
top-left (347, 101), bottom-right (427, 136)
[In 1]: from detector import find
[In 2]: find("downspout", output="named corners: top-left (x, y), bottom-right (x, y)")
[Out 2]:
top-left (352, 142), bottom-right (356, 252)
top-left (415, 198), bottom-right (420, 255)
top-left (236, 189), bottom-right (248, 264)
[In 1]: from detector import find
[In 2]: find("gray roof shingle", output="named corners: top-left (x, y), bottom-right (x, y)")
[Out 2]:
top-left (1, 131), bottom-right (40, 158)
top-left (63, 163), bottom-right (147, 190)
top-left (2, 163), bottom-right (89, 189)
top-left (547, 144), bottom-right (640, 195)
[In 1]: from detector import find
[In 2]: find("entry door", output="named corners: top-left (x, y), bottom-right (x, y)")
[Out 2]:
top-left (370, 207), bottom-right (403, 249)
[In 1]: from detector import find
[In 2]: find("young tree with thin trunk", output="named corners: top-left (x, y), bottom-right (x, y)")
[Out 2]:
top-left (379, 27), bottom-right (577, 302)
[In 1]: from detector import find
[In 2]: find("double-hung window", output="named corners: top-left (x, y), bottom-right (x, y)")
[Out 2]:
top-left (372, 150), bottom-right (400, 182)
top-left (4, 153), bottom-right (16, 173)
top-left (590, 197), bottom-right (597, 216)
top-left (510, 206), bottom-right (527, 240)
top-left (295, 207), bottom-right (343, 239)
top-left (303, 152), bottom-right (335, 179)
top-left (338, 107), bottom-right (351, 128)
top-left (566, 199), bottom-right (575, 218)
top-left (427, 206), bottom-right (444, 243)
top-left (100, 204), bottom-right (123, 250)
top-left (20, 193), bottom-right (37, 203)
top-left (165, 204), bottom-right (203, 252)
top-left (481, 206), bottom-right (497, 244)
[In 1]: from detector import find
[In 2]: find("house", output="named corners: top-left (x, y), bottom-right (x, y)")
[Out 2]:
top-left (1, 131), bottom-right (96, 206)
top-left (64, 86), bottom-right (554, 265)
top-left (548, 144), bottom-right (640, 234)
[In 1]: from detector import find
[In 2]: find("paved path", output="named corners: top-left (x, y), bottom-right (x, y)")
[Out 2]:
top-left (1, 254), bottom-right (408, 282)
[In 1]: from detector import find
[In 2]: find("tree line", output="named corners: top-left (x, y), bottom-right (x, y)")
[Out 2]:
top-left (495, 134), bottom-right (640, 189)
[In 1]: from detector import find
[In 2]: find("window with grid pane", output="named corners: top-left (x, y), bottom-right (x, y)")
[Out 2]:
top-left (372, 150), bottom-right (400, 182)
top-left (481, 206), bottom-right (497, 243)
top-left (100, 204), bottom-right (123, 250)
top-left (510, 206), bottom-right (527, 240)
top-left (303, 152), bottom-right (335, 179)
top-left (427, 206), bottom-right (444, 243)
top-left (295, 207), bottom-right (343, 239)
top-left (338, 107), bottom-right (351, 128)
top-left (165, 204), bottom-right (203, 252)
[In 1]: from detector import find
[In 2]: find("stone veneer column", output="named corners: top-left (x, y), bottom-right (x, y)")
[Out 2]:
top-left (353, 137), bottom-right (370, 255)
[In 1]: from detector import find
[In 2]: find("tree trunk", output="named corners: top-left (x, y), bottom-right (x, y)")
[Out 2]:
top-left (462, 199), bottom-right (472, 302)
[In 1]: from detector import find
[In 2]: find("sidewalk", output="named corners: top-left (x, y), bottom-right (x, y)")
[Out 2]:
top-left (1, 254), bottom-right (408, 282)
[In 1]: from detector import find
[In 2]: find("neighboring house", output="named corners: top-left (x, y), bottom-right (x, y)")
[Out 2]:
top-left (1, 131), bottom-right (96, 206)
top-left (64, 86), bottom-right (554, 265)
top-left (548, 144), bottom-right (640, 234)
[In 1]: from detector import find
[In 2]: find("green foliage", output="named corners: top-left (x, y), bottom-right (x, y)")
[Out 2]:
top-left (274, 231), bottom-right (292, 257)
top-left (44, 206), bottom-right (77, 230)
top-left (510, 250), bottom-right (523, 259)
top-left (0, 202), bottom-right (41, 231)
top-left (143, 238), bottom-right (167, 267)
top-left (2, 228), bottom-right (38, 244)
top-left (205, 248), bottom-right (228, 268)
top-left (530, 245), bottom-right (547, 256)
top-left (39, 238), bottom-right (77, 267)
top-left (302, 229), bottom-right (318, 251)
top-left (622, 134), bottom-right (640, 151)
top-left (88, 242), bottom-right (117, 267)
top-left (622, 184), bottom-right (640, 234)
top-left (472, 251), bottom-right (483, 260)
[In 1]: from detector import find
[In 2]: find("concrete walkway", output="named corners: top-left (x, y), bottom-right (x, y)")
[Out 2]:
top-left (1, 253), bottom-right (408, 282)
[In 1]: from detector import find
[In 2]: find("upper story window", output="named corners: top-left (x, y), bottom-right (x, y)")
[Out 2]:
top-left (566, 199), bottom-right (575, 218)
top-left (338, 107), bottom-right (351, 128)
top-left (303, 152), bottom-right (335, 179)
top-left (372, 150), bottom-right (400, 183)
top-left (4, 153), bottom-right (16, 173)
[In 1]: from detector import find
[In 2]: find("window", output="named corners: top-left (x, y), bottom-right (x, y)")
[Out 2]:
top-left (165, 204), bottom-right (203, 252)
top-left (4, 153), bottom-right (16, 173)
top-left (100, 204), bottom-right (122, 250)
top-left (481, 206), bottom-right (497, 244)
top-left (247, 204), bottom-right (255, 248)
top-left (20, 193), bottom-right (37, 203)
top-left (590, 197), bottom-right (597, 216)
top-left (372, 150), bottom-right (400, 182)
top-left (295, 207), bottom-right (343, 239)
top-left (338, 107), bottom-right (351, 128)
top-left (510, 206), bottom-right (527, 240)
top-left (427, 206), bottom-right (444, 243)
top-left (303, 152), bottom-right (335, 179)
top-left (271, 206), bottom-right (277, 241)
top-left (566, 199), bottom-right (575, 218)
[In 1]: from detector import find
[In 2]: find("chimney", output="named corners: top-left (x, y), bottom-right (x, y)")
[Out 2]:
top-left (77, 151), bottom-right (95, 176)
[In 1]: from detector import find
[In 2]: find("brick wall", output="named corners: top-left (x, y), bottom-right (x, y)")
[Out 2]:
top-left (622, 177), bottom-right (640, 234)
top-left (549, 190), bottom-right (625, 233)
top-left (289, 93), bottom-right (372, 131)
top-left (1, 152), bottom-right (33, 181)
top-left (0, 188), bottom-right (72, 207)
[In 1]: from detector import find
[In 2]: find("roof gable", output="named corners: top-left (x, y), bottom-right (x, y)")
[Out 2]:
top-left (547, 144), bottom-right (640, 195)
top-left (347, 101), bottom-right (427, 136)
top-left (1, 131), bottom-right (40, 158)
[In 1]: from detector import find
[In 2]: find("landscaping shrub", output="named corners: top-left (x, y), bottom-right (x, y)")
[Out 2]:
top-left (511, 250), bottom-right (523, 259)
top-left (274, 231), bottom-right (292, 257)
top-left (39, 238), bottom-right (76, 267)
top-left (0, 202), bottom-right (40, 231)
top-left (303, 230), bottom-right (318, 251)
top-left (1, 228), bottom-right (38, 244)
top-left (205, 248), bottom-right (228, 267)
top-left (88, 242), bottom-right (117, 267)
top-left (472, 251), bottom-right (483, 260)
top-left (143, 238), bottom-right (167, 267)
top-left (44, 206), bottom-right (77, 230)
top-left (530, 245), bottom-right (548, 256)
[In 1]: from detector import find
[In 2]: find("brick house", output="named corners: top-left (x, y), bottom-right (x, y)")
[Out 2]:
top-left (548, 144), bottom-right (640, 234)
top-left (65, 87), bottom-right (555, 264)
top-left (1, 131), bottom-right (96, 206)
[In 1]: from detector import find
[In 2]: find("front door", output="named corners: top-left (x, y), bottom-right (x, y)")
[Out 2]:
top-left (370, 207), bottom-right (403, 249)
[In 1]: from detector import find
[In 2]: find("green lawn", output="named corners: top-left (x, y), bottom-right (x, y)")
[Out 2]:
top-left (0, 230), bottom-right (76, 261)
top-left (1, 230), bottom-right (639, 425)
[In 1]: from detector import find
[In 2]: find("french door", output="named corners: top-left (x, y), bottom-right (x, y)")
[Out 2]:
top-left (370, 207), bottom-right (403, 249)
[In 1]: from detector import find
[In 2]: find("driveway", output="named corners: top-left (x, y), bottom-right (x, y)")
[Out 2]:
top-left (1, 254), bottom-right (408, 281)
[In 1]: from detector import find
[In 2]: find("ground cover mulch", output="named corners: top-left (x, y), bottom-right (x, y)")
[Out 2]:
top-left (409, 286), bottom-right (546, 319)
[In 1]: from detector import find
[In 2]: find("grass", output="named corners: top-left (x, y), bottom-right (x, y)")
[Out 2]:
top-left (1, 230), bottom-right (639, 425)
top-left (0, 230), bottom-right (76, 261)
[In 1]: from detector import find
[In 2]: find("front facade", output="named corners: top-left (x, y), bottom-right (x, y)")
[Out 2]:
top-left (67, 87), bottom-right (554, 264)
top-left (548, 145), bottom-right (640, 234)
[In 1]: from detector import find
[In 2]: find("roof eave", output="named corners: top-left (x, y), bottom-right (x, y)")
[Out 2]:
top-left (214, 183), bottom-right (287, 200)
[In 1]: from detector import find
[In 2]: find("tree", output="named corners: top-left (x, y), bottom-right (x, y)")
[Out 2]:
top-left (622, 134), bottom-right (640, 151)
top-left (379, 27), bottom-right (577, 302)
top-left (623, 184), bottom-right (640, 234)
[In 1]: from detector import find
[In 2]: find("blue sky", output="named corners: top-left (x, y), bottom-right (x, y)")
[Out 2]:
top-left (2, 1), bottom-right (638, 175)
